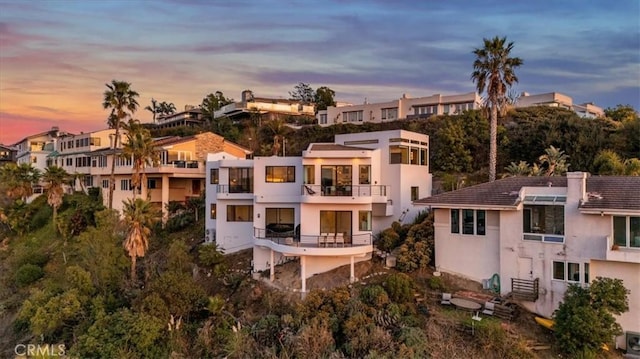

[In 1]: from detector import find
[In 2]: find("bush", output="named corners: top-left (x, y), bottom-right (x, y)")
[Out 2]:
top-left (384, 273), bottom-right (413, 303)
top-left (29, 204), bottom-right (52, 230)
top-left (360, 285), bottom-right (390, 309)
top-left (428, 276), bottom-right (446, 291)
top-left (15, 264), bottom-right (44, 287)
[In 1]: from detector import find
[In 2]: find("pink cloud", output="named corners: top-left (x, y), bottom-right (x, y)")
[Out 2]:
top-left (0, 112), bottom-right (105, 145)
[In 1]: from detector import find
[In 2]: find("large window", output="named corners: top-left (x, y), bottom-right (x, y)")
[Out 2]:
top-left (451, 209), bottom-right (486, 235)
top-left (229, 168), bottom-right (253, 193)
top-left (265, 208), bottom-right (295, 235)
top-left (381, 107), bottom-right (398, 120)
top-left (210, 168), bottom-right (219, 184)
top-left (359, 165), bottom-right (371, 185)
top-left (321, 165), bottom-right (352, 196)
top-left (389, 145), bottom-right (409, 164)
top-left (523, 205), bottom-right (564, 243)
top-left (613, 216), bottom-right (640, 248)
top-left (210, 204), bottom-right (216, 219)
top-left (320, 211), bottom-right (352, 238)
top-left (343, 111), bottom-right (363, 122)
top-left (266, 166), bottom-right (295, 183)
top-left (303, 165), bottom-right (314, 184)
top-left (227, 205), bottom-right (252, 222)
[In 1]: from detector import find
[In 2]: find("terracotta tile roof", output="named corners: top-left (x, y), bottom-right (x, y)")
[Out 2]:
top-left (152, 136), bottom-right (195, 147)
top-left (415, 175), bottom-right (640, 212)
top-left (308, 143), bottom-right (371, 151)
top-left (581, 176), bottom-right (640, 211)
top-left (415, 176), bottom-right (567, 208)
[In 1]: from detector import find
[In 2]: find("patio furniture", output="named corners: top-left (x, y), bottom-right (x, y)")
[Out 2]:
top-left (450, 297), bottom-right (482, 312)
top-left (441, 293), bottom-right (452, 305)
top-left (482, 301), bottom-right (495, 316)
top-left (335, 233), bottom-right (345, 247)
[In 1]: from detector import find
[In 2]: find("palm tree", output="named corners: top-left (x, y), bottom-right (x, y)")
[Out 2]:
top-left (103, 80), bottom-right (140, 210)
top-left (539, 145), bottom-right (570, 176)
top-left (158, 101), bottom-right (176, 117)
top-left (122, 119), bottom-right (160, 199)
top-left (122, 197), bottom-right (159, 282)
top-left (145, 98), bottom-right (159, 123)
top-left (504, 161), bottom-right (531, 177)
top-left (0, 163), bottom-right (41, 201)
top-left (42, 166), bottom-right (70, 223)
top-left (472, 36), bottom-right (523, 182)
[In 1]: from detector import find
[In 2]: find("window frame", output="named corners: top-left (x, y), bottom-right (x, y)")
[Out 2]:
top-left (450, 209), bottom-right (486, 236)
top-left (226, 205), bottom-right (253, 222)
top-left (265, 166), bottom-right (295, 183)
top-left (210, 168), bottom-right (219, 185)
top-left (613, 215), bottom-right (640, 248)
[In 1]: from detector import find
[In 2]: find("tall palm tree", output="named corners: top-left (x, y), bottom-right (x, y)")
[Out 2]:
top-left (122, 119), bottom-right (160, 199)
top-left (472, 36), bottom-right (523, 182)
top-left (42, 165), bottom-right (70, 223)
top-left (158, 101), bottom-right (176, 117)
top-left (122, 197), bottom-right (159, 282)
top-left (145, 98), bottom-right (159, 123)
top-left (103, 80), bottom-right (140, 210)
top-left (0, 163), bottom-right (41, 201)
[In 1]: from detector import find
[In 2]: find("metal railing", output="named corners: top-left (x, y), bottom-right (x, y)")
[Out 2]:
top-left (254, 227), bottom-right (372, 248)
top-left (217, 184), bottom-right (254, 194)
top-left (301, 184), bottom-right (388, 197)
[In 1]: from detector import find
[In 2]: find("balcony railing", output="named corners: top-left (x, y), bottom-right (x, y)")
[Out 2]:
top-left (301, 184), bottom-right (388, 197)
top-left (254, 227), bottom-right (372, 248)
top-left (217, 184), bottom-right (254, 194)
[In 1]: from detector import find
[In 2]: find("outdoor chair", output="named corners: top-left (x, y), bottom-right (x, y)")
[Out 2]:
top-left (441, 293), bottom-right (452, 305)
top-left (482, 301), bottom-right (495, 316)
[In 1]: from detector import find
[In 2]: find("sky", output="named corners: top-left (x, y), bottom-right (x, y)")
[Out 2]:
top-left (1, 0), bottom-right (639, 145)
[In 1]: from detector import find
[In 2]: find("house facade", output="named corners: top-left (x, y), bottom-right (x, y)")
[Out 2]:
top-left (214, 90), bottom-right (315, 122)
top-left (515, 92), bottom-right (604, 118)
top-left (0, 144), bottom-right (17, 167)
top-left (206, 129), bottom-right (432, 291)
top-left (414, 173), bottom-right (639, 350)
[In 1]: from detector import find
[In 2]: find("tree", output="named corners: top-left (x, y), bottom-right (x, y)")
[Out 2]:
top-left (472, 36), bottom-right (523, 182)
top-left (158, 101), bottom-right (176, 117)
top-left (103, 80), bottom-right (140, 210)
top-left (504, 161), bottom-right (532, 177)
top-left (122, 197), bottom-right (159, 282)
top-left (200, 91), bottom-right (234, 132)
top-left (538, 145), bottom-right (569, 176)
top-left (289, 82), bottom-right (315, 105)
top-left (0, 162), bottom-right (41, 201)
top-left (42, 165), bottom-right (70, 224)
top-left (121, 120), bottom-right (160, 199)
top-left (553, 277), bottom-right (629, 355)
top-left (604, 104), bottom-right (638, 123)
top-left (314, 86), bottom-right (336, 112)
top-left (593, 150), bottom-right (625, 175)
top-left (145, 98), bottom-right (159, 123)
top-left (265, 118), bottom-right (290, 156)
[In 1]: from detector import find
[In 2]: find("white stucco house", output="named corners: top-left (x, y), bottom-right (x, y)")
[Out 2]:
top-left (414, 172), bottom-right (640, 350)
top-left (205, 129), bottom-right (432, 291)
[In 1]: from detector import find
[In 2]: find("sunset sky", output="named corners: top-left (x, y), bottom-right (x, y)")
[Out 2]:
top-left (1, 0), bottom-right (638, 145)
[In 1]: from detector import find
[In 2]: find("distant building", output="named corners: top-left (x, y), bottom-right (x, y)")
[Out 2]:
top-left (0, 144), bottom-right (17, 166)
top-left (155, 105), bottom-right (204, 129)
top-left (515, 92), bottom-right (604, 118)
top-left (317, 92), bottom-right (482, 126)
top-left (214, 90), bottom-right (315, 122)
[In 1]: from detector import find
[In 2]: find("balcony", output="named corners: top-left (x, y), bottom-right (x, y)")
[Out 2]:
top-left (606, 236), bottom-right (640, 263)
top-left (216, 184), bottom-right (254, 200)
top-left (300, 184), bottom-right (389, 204)
top-left (253, 227), bottom-right (373, 256)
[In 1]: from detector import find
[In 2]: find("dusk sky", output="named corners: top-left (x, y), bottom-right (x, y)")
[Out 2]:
top-left (1, 0), bottom-right (638, 145)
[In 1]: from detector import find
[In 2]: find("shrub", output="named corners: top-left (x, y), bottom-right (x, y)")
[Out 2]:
top-left (384, 273), bottom-right (413, 303)
top-left (15, 264), bottom-right (44, 287)
top-left (360, 285), bottom-right (390, 309)
top-left (428, 276), bottom-right (446, 291)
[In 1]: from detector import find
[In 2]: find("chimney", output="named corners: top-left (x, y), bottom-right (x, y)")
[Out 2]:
top-left (566, 172), bottom-right (589, 203)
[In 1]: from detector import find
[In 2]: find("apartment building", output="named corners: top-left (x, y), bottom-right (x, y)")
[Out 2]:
top-left (414, 173), bottom-right (639, 350)
top-left (155, 106), bottom-right (204, 129)
top-left (316, 92), bottom-right (482, 126)
top-left (206, 129), bottom-right (432, 291)
top-left (13, 126), bottom-right (69, 171)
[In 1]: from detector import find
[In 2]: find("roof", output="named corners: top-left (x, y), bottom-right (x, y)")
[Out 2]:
top-left (308, 143), bottom-right (371, 151)
top-left (415, 175), bottom-right (640, 212)
top-left (153, 136), bottom-right (195, 147)
top-left (580, 176), bottom-right (640, 211)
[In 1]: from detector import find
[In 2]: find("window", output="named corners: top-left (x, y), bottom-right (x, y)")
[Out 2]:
top-left (265, 208), bottom-right (295, 235)
top-left (359, 165), bottom-right (371, 185)
top-left (66, 158), bottom-right (72, 166)
top-left (210, 168), bottom-right (219, 184)
top-left (90, 137), bottom-right (101, 146)
top-left (451, 209), bottom-right (486, 235)
top-left (120, 179), bottom-right (132, 191)
top-left (343, 111), bottom-right (363, 122)
top-left (321, 165), bottom-right (352, 196)
top-left (227, 205), bottom-right (252, 222)
top-left (359, 211), bottom-right (372, 231)
top-left (303, 165), bottom-right (314, 184)
top-left (320, 211), bottom-right (352, 238)
top-left (148, 178), bottom-right (158, 189)
top-left (83, 176), bottom-right (93, 188)
top-left (613, 216), bottom-right (640, 248)
top-left (210, 204), bottom-right (216, 219)
top-left (411, 186), bottom-right (419, 201)
top-left (102, 180), bottom-right (109, 189)
top-left (568, 262), bottom-right (580, 282)
top-left (451, 209), bottom-right (460, 234)
top-left (389, 145), bottom-right (409, 164)
top-left (381, 107), bottom-right (398, 120)
top-left (266, 166), bottom-right (295, 183)
top-left (523, 205), bottom-right (564, 242)
top-left (319, 114), bottom-right (327, 124)
top-left (584, 263), bottom-right (590, 283)
top-left (553, 261), bottom-right (565, 280)
top-left (228, 167), bottom-right (253, 193)
top-left (419, 148), bottom-right (428, 166)
top-left (98, 156), bottom-right (107, 167)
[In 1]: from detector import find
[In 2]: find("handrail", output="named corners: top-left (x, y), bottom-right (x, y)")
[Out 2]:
top-left (300, 184), bottom-right (388, 197)
top-left (254, 227), bottom-right (372, 248)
